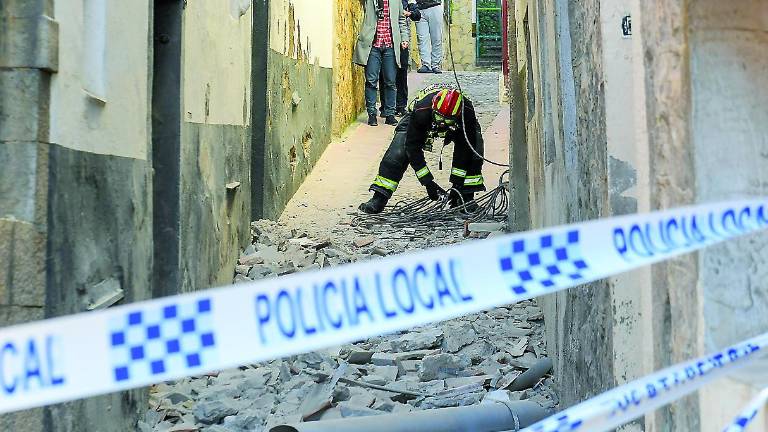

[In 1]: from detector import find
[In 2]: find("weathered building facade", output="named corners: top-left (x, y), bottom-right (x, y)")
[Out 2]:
top-left (507, 0), bottom-right (768, 430)
top-left (0, 0), bottom-right (365, 429)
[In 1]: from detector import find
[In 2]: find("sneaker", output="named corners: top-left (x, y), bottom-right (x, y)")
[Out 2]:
top-left (385, 116), bottom-right (398, 126)
top-left (395, 108), bottom-right (407, 117)
top-left (417, 65), bottom-right (432, 73)
top-left (359, 192), bottom-right (389, 214)
top-left (432, 68), bottom-right (443, 74)
top-left (368, 114), bottom-right (378, 126)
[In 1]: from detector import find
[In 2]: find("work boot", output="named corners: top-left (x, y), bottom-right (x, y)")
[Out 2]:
top-left (385, 116), bottom-right (398, 126)
top-left (359, 192), bottom-right (389, 214)
top-left (368, 114), bottom-right (378, 126)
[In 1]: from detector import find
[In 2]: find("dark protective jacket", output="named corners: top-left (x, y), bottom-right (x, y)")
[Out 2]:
top-left (402, 0), bottom-right (422, 21)
top-left (369, 85), bottom-right (486, 198)
top-left (416, 0), bottom-right (442, 10)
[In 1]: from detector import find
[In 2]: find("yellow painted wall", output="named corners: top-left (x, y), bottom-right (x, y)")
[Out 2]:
top-left (332, 0), bottom-right (366, 136)
top-left (447, 0), bottom-right (477, 68)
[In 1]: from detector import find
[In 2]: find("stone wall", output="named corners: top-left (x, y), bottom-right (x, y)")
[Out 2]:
top-left (256, 0), bottom-right (361, 219)
top-left (512, 0), bottom-right (768, 429)
top-left (511, 0), bottom-right (614, 409)
top-left (178, 0), bottom-right (254, 292)
top-left (1, 0), bottom-right (151, 429)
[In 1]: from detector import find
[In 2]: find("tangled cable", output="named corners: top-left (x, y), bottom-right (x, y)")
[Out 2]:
top-left (352, 171), bottom-right (510, 234)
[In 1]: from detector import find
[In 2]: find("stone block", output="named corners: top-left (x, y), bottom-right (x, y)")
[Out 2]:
top-left (0, 407), bottom-right (44, 432)
top-left (0, 144), bottom-right (41, 223)
top-left (8, 220), bottom-right (45, 307)
top-left (0, 305), bottom-right (44, 326)
top-left (0, 69), bottom-right (48, 142)
top-left (0, 16), bottom-right (58, 70)
top-left (0, 219), bottom-right (13, 304)
top-left (0, 0), bottom-right (50, 18)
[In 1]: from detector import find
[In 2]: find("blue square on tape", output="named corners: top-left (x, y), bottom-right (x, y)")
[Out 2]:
top-left (166, 339), bottom-right (180, 354)
top-left (198, 299), bottom-right (211, 313)
top-left (499, 230), bottom-right (591, 297)
top-left (108, 297), bottom-right (217, 383)
top-left (128, 312), bottom-right (142, 325)
top-left (500, 257), bottom-right (513, 271)
top-left (163, 305), bottom-right (177, 319)
top-left (111, 331), bottom-right (125, 346)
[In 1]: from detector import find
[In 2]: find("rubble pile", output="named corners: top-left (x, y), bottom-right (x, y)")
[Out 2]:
top-left (140, 220), bottom-right (558, 432)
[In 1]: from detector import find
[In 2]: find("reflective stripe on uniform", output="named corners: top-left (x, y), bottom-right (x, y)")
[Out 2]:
top-left (416, 167), bottom-right (431, 179)
top-left (464, 175), bottom-right (483, 186)
top-left (374, 175), bottom-right (399, 191)
top-left (451, 168), bottom-right (467, 177)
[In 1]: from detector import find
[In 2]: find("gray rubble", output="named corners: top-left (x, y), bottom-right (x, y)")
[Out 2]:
top-left (143, 219), bottom-right (558, 431)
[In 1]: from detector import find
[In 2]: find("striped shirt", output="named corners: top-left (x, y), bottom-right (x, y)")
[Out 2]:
top-left (373, 0), bottom-right (394, 48)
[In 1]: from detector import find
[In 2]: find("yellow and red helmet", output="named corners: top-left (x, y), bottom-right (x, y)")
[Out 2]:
top-left (432, 89), bottom-right (464, 120)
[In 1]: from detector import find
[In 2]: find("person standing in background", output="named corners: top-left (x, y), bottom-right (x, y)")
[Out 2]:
top-left (354, 0), bottom-right (409, 126)
top-left (415, 0), bottom-right (444, 74)
top-left (379, 0), bottom-right (421, 117)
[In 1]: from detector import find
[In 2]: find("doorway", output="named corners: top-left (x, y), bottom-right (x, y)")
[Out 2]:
top-left (151, 0), bottom-right (183, 297)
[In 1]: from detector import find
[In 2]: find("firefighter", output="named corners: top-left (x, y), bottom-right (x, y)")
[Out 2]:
top-left (359, 84), bottom-right (485, 214)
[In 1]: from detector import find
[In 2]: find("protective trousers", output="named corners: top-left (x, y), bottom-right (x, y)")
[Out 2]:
top-left (370, 115), bottom-right (485, 198)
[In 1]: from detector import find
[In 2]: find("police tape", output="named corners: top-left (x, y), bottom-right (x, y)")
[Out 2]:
top-left (723, 387), bottom-right (768, 432)
top-left (520, 332), bottom-right (768, 432)
top-left (0, 198), bottom-right (766, 414)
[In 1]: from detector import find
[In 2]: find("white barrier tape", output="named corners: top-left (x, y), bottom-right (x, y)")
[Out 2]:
top-left (723, 387), bottom-right (768, 432)
top-left (520, 333), bottom-right (768, 432)
top-left (0, 198), bottom-right (766, 414)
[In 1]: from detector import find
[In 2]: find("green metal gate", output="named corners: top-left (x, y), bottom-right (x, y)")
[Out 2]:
top-left (476, 0), bottom-right (503, 66)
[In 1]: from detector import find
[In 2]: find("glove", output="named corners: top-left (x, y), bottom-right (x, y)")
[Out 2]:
top-left (425, 180), bottom-right (446, 201)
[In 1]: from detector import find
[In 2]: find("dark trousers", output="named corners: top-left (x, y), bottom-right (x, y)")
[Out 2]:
top-left (380, 46), bottom-right (410, 113)
top-left (366, 46), bottom-right (396, 117)
top-left (370, 114), bottom-right (486, 198)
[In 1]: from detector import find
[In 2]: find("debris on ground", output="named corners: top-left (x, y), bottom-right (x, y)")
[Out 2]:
top-left (143, 220), bottom-right (558, 432)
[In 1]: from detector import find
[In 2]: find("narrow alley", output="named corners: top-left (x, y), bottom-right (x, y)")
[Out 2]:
top-left (141, 71), bottom-right (558, 432)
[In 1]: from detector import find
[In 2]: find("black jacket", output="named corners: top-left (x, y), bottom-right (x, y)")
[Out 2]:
top-left (404, 1), bottom-right (422, 21)
top-left (416, 0), bottom-right (442, 10)
top-left (404, 89), bottom-right (482, 185)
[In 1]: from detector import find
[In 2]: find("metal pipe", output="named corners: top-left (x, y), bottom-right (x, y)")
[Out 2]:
top-left (270, 400), bottom-right (548, 432)
top-left (508, 358), bottom-right (553, 391)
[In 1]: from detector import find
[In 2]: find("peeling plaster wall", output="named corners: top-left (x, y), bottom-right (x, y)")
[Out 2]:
top-left (179, 1), bottom-right (253, 292)
top-left (259, 0), bottom-right (335, 219)
top-left (263, 52), bottom-right (333, 219)
top-left (333, 0), bottom-right (366, 136)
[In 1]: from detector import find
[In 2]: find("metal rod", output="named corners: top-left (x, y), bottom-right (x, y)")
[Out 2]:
top-left (270, 400), bottom-right (548, 432)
